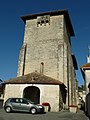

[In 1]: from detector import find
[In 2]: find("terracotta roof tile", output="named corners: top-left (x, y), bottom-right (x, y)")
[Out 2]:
top-left (81, 62), bottom-right (90, 69)
top-left (4, 72), bottom-right (66, 87)
top-left (80, 62), bottom-right (90, 80)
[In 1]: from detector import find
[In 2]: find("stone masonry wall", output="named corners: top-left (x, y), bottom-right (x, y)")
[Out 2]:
top-left (4, 84), bottom-right (62, 112)
top-left (4, 84), bottom-right (21, 102)
top-left (63, 18), bottom-right (78, 106)
top-left (17, 13), bottom-right (77, 107)
top-left (18, 15), bottom-right (66, 83)
top-left (85, 70), bottom-right (90, 94)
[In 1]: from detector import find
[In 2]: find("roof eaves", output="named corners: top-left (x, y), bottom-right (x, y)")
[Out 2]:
top-left (3, 72), bottom-right (66, 86)
top-left (21, 9), bottom-right (74, 36)
top-left (81, 62), bottom-right (90, 69)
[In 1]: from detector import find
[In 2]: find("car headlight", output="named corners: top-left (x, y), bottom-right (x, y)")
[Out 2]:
top-left (38, 106), bottom-right (43, 108)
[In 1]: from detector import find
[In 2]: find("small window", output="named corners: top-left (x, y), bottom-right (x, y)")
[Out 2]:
top-left (37, 15), bottom-right (50, 27)
top-left (40, 62), bottom-right (44, 73)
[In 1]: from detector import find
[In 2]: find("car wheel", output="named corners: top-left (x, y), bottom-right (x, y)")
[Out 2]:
top-left (5, 106), bottom-right (12, 113)
top-left (30, 108), bottom-right (37, 114)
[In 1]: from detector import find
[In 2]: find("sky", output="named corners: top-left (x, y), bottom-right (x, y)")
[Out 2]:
top-left (0, 0), bottom-right (90, 86)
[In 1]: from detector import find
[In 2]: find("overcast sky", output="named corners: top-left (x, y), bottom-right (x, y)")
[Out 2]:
top-left (0, 0), bottom-right (90, 86)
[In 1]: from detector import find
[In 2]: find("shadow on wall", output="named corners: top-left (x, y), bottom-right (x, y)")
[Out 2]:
top-left (0, 100), bottom-right (3, 108)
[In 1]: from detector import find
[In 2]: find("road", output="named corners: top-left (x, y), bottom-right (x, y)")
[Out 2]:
top-left (0, 108), bottom-right (88, 120)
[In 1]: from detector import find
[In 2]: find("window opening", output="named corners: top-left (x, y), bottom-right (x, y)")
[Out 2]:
top-left (37, 15), bottom-right (50, 27)
top-left (40, 62), bottom-right (44, 73)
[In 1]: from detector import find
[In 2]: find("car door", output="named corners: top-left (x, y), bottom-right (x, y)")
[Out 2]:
top-left (11, 98), bottom-right (21, 111)
top-left (19, 98), bottom-right (30, 112)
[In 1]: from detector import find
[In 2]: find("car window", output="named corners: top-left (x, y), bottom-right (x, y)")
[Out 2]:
top-left (10, 98), bottom-right (28, 104)
top-left (10, 98), bottom-right (19, 103)
top-left (19, 99), bottom-right (28, 104)
top-left (16, 99), bottom-right (19, 103)
top-left (10, 98), bottom-right (17, 103)
top-left (24, 98), bottom-right (35, 104)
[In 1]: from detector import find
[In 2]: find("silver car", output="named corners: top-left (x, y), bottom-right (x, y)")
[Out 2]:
top-left (4, 98), bottom-right (44, 114)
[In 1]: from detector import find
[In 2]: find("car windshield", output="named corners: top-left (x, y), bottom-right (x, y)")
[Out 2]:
top-left (24, 98), bottom-right (36, 104)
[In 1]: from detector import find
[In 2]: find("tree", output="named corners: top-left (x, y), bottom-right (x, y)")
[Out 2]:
top-left (0, 79), bottom-right (3, 97)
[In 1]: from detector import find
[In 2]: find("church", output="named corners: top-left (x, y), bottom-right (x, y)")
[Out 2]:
top-left (4, 9), bottom-right (78, 112)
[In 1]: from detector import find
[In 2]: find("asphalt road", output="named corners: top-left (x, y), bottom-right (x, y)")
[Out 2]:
top-left (0, 108), bottom-right (88, 120)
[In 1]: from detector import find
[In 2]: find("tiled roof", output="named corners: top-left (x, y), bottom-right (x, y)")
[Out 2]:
top-left (80, 62), bottom-right (90, 80)
top-left (4, 72), bottom-right (66, 87)
top-left (81, 62), bottom-right (90, 69)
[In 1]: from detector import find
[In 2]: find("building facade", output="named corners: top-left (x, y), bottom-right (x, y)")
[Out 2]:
top-left (81, 55), bottom-right (90, 94)
top-left (4, 10), bottom-right (78, 111)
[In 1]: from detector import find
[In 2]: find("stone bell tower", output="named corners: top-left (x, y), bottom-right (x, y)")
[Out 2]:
top-left (17, 10), bottom-right (77, 106)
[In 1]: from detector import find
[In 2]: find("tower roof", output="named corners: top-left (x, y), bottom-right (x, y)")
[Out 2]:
top-left (21, 9), bottom-right (74, 36)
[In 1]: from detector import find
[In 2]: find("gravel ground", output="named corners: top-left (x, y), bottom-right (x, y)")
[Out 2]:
top-left (0, 108), bottom-right (89, 120)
